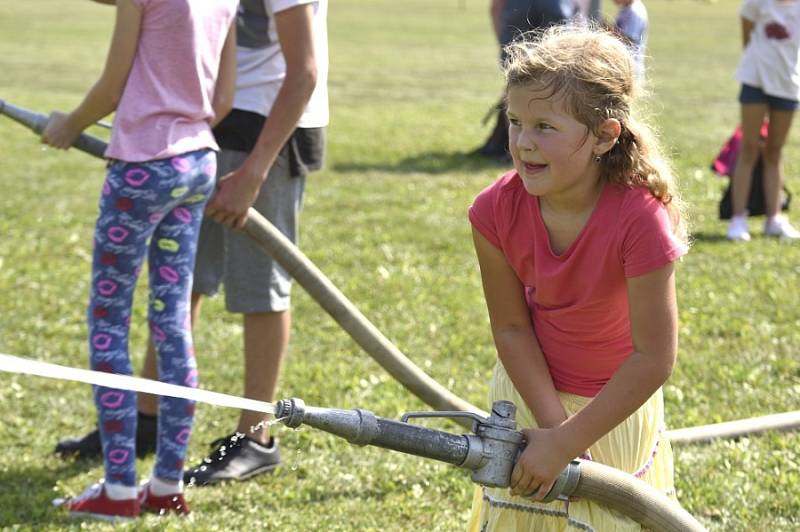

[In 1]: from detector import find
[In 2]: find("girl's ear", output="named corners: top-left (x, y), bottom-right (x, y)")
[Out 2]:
top-left (594, 118), bottom-right (622, 156)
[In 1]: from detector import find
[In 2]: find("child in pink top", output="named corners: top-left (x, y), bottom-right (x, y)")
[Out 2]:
top-left (42, 0), bottom-right (237, 521)
top-left (467, 25), bottom-right (688, 531)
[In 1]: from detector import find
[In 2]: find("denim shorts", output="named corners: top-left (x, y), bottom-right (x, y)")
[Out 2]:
top-left (739, 84), bottom-right (799, 111)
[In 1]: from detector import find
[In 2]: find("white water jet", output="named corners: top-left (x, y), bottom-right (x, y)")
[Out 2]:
top-left (0, 353), bottom-right (275, 414)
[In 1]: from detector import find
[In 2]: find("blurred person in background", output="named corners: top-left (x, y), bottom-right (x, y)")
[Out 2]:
top-left (471, 0), bottom-right (576, 164)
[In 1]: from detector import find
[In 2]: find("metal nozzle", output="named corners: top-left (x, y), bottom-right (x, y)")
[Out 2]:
top-left (275, 397), bottom-right (305, 428)
top-left (275, 398), bottom-right (534, 488)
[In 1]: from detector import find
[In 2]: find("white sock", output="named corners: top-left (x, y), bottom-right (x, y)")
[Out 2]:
top-left (105, 482), bottom-right (137, 501)
top-left (149, 475), bottom-right (183, 496)
top-left (731, 213), bottom-right (748, 224)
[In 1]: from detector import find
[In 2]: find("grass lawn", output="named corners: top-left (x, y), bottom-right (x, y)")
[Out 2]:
top-left (1, 0), bottom-right (799, 530)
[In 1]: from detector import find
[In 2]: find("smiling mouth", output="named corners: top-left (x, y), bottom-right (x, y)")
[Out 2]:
top-left (523, 162), bottom-right (547, 173)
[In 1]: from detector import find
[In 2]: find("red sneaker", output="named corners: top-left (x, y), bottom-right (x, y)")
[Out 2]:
top-left (61, 482), bottom-right (139, 522)
top-left (139, 484), bottom-right (191, 515)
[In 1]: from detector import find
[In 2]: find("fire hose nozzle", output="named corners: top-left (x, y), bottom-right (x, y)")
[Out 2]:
top-left (276, 397), bottom-right (306, 428)
top-left (274, 398), bottom-right (549, 490)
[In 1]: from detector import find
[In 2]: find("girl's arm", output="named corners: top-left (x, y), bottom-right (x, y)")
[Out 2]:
top-left (473, 228), bottom-right (568, 429)
top-left (42, 0), bottom-right (141, 149)
top-left (741, 16), bottom-right (754, 48)
top-left (511, 262), bottom-right (678, 499)
top-left (211, 20), bottom-right (237, 127)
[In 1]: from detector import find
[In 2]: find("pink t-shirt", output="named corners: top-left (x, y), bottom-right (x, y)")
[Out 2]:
top-left (105, 0), bottom-right (237, 162)
top-left (469, 171), bottom-right (687, 397)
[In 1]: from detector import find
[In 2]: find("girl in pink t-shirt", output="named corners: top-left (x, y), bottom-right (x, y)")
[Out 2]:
top-left (468, 25), bottom-right (689, 531)
top-left (41, 0), bottom-right (237, 521)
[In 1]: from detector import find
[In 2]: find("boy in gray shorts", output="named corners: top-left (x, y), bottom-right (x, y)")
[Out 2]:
top-left (183, 115), bottom-right (324, 484)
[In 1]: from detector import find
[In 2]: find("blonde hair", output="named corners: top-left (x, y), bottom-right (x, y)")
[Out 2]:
top-left (503, 24), bottom-right (688, 244)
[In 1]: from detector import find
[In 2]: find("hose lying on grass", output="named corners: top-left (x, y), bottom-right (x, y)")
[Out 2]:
top-left (666, 409), bottom-right (800, 444)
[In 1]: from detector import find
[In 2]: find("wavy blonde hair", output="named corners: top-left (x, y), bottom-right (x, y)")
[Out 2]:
top-left (503, 24), bottom-right (688, 245)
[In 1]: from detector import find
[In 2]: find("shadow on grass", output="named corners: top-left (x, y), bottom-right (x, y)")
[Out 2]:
top-left (0, 459), bottom-right (100, 527)
top-left (332, 150), bottom-right (511, 175)
top-left (690, 231), bottom-right (730, 244)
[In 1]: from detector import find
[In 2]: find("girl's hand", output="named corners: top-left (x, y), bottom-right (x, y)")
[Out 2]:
top-left (510, 427), bottom-right (573, 501)
top-left (41, 112), bottom-right (82, 150)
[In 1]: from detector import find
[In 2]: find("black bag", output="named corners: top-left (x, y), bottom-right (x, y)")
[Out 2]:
top-left (718, 156), bottom-right (792, 219)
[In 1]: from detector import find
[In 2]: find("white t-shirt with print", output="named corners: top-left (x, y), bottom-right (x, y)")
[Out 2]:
top-left (233, 0), bottom-right (329, 127)
top-left (735, 0), bottom-right (800, 101)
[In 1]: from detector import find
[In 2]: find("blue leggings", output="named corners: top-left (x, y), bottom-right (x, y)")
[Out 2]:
top-left (89, 149), bottom-right (216, 486)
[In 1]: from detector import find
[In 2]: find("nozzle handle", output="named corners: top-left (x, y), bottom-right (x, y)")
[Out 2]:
top-left (400, 410), bottom-right (487, 426)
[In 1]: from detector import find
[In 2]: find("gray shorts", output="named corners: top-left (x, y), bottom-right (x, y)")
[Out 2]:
top-left (193, 149), bottom-right (305, 313)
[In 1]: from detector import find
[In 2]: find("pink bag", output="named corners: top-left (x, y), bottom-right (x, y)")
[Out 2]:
top-left (711, 122), bottom-right (769, 178)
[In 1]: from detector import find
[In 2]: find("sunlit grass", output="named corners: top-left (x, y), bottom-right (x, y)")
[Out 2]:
top-left (0, 0), bottom-right (798, 529)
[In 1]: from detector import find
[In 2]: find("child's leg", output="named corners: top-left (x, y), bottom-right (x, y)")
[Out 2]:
top-left (90, 163), bottom-right (163, 490)
top-left (147, 151), bottom-right (216, 486)
top-left (763, 108), bottom-right (795, 217)
top-left (731, 103), bottom-right (768, 216)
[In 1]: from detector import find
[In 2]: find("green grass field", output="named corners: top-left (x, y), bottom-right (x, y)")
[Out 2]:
top-left (1, 0), bottom-right (799, 530)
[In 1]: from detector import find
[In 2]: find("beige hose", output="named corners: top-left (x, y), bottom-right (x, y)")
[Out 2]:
top-left (243, 209), bottom-right (486, 422)
top-left (575, 461), bottom-right (706, 531)
top-left (667, 410), bottom-right (800, 445)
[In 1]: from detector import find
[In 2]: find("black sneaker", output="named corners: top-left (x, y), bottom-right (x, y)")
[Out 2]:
top-left (54, 412), bottom-right (158, 459)
top-left (184, 433), bottom-right (280, 486)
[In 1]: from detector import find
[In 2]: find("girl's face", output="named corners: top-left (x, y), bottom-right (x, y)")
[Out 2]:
top-left (506, 85), bottom-right (602, 199)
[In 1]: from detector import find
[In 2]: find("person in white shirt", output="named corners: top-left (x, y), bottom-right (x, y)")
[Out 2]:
top-left (727, 0), bottom-right (800, 241)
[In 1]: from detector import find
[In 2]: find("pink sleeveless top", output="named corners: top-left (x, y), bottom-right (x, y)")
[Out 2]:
top-left (106, 0), bottom-right (237, 162)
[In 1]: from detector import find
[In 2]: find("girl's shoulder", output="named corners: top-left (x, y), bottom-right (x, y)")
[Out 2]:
top-left (474, 169), bottom-right (523, 204)
top-left (609, 184), bottom-right (662, 210)
top-left (495, 169), bottom-right (523, 191)
top-left (470, 170), bottom-right (528, 233)
top-left (610, 185), bottom-right (683, 246)
top-left (603, 184), bottom-right (671, 233)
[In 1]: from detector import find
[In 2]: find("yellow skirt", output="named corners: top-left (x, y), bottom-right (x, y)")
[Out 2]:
top-left (467, 361), bottom-right (675, 532)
